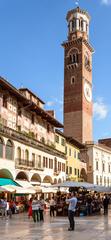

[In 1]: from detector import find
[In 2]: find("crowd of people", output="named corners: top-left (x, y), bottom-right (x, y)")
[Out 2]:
top-left (28, 196), bottom-right (45, 222)
top-left (0, 198), bottom-right (17, 219)
top-left (48, 191), bottom-right (110, 217)
top-left (0, 191), bottom-right (110, 229)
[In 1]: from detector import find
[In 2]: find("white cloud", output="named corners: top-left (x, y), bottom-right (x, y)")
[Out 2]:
top-left (101, 0), bottom-right (111, 5)
top-left (46, 97), bottom-right (63, 112)
top-left (93, 98), bottom-right (109, 120)
top-left (46, 101), bottom-right (55, 107)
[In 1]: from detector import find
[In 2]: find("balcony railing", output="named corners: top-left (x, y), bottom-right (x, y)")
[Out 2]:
top-left (0, 123), bottom-right (66, 159)
top-left (15, 158), bottom-right (44, 171)
top-left (0, 123), bottom-right (54, 149)
top-left (15, 158), bottom-right (34, 168)
top-left (0, 123), bottom-right (50, 152)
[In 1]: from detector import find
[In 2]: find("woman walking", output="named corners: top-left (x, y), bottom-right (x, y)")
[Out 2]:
top-left (28, 198), bottom-right (32, 219)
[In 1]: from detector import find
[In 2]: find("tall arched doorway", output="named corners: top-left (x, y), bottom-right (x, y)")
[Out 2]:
top-left (16, 171), bottom-right (28, 181)
top-left (43, 176), bottom-right (52, 184)
top-left (31, 173), bottom-right (41, 185)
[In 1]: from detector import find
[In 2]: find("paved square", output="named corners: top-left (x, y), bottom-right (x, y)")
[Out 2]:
top-left (0, 211), bottom-right (111, 240)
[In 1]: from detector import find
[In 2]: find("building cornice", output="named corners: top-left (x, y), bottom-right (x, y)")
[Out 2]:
top-left (55, 129), bottom-right (85, 150)
top-left (0, 124), bottom-right (66, 160)
top-left (86, 142), bottom-right (111, 154)
top-left (0, 76), bottom-right (63, 128)
top-left (66, 7), bottom-right (90, 21)
top-left (19, 88), bottom-right (45, 104)
top-left (62, 38), bottom-right (94, 53)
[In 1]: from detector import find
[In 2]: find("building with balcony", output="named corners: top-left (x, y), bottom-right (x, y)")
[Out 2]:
top-left (0, 76), bottom-right (66, 187)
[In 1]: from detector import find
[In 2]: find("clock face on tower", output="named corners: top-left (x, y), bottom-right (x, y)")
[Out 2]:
top-left (84, 81), bottom-right (92, 103)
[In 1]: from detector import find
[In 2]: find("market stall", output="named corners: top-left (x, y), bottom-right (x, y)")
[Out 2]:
top-left (51, 181), bottom-right (111, 217)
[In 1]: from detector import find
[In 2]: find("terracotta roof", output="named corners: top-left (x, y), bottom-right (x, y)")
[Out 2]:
top-left (0, 76), bottom-right (28, 102)
top-left (19, 88), bottom-right (45, 104)
top-left (66, 137), bottom-right (85, 149)
top-left (55, 129), bottom-right (85, 149)
top-left (55, 129), bottom-right (66, 138)
top-left (29, 103), bottom-right (63, 128)
top-left (86, 142), bottom-right (111, 153)
top-left (97, 143), bottom-right (111, 152)
top-left (0, 76), bottom-right (63, 128)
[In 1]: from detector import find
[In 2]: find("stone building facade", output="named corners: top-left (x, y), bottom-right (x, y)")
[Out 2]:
top-left (85, 143), bottom-right (111, 186)
top-left (0, 77), bottom-right (66, 187)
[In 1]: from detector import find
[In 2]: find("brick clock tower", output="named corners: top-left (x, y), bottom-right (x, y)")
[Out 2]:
top-left (62, 7), bottom-right (94, 144)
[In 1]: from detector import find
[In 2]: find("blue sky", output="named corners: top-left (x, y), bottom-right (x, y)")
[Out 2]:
top-left (0, 0), bottom-right (111, 141)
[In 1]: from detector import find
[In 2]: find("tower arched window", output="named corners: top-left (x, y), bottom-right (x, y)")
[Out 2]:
top-left (73, 53), bottom-right (79, 63)
top-left (72, 19), bottom-right (76, 31)
top-left (72, 21), bottom-right (74, 31)
top-left (69, 55), bottom-right (72, 62)
top-left (72, 54), bottom-right (76, 63)
top-left (69, 53), bottom-right (79, 64)
top-left (71, 76), bottom-right (75, 85)
top-left (0, 137), bottom-right (4, 158)
top-left (69, 21), bottom-right (73, 32)
top-left (79, 19), bottom-right (81, 29)
top-left (68, 48), bottom-right (79, 65)
top-left (6, 139), bottom-right (14, 160)
top-left (86, 24), bottom-right (88, 34)
top-left (81, 20), bottom-right (84, 31)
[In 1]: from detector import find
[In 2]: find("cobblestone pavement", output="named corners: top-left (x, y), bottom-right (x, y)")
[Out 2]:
top-left (0, 211), bottom-right (111, 240)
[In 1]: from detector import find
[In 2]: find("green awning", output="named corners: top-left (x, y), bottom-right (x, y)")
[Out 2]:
top-left (0, 178), bottom-right (20, 186)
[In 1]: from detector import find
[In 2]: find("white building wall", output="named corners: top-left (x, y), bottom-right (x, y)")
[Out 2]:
top-left (87, 145), bottom-right (111, 186)
top-left (0, 135), bottom-right (66, 184)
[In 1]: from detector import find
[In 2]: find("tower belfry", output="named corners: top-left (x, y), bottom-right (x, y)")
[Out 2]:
top-left (67, 7), bottom-right (90, 41)
top-left (63, 7), bottom-right (94, 144)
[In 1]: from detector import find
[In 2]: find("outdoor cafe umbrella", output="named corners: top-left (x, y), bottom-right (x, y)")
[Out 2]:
top-left (15, 187), bottom-right (36, 194)
top-left (0, 186), bottom-right (14, 192)
top-left (91, 185), bottom-right (111, 193)
top-left (51, 181), bottom-right (95, 189)
top-left (51, 181), bottom-right (111, 193)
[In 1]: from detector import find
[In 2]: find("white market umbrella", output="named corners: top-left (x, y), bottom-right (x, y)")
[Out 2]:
top-left (51, 181), bottom-right (95, 189)
top-left (0, 185), bottom-right (15, 192)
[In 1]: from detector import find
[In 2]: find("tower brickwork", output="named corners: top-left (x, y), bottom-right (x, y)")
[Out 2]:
top-left (63, 7), bottom-right (94, 144)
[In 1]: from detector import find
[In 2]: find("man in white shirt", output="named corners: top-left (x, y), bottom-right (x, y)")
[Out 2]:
top-left (32, 197), bottom-right (40, 222)
top-left (66, 192), bottom-right (77, 231)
